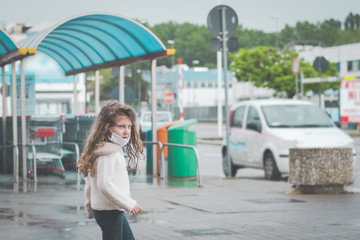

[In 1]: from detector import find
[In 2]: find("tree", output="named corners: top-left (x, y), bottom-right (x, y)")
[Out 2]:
top-left (233, 25), bottom-right (276, 49)
top-left (150, 22), bottom-right (216, 68)
top-left (173, 23), bottom-right (216, 68)
top-left (150, 21), bottom-right (180, 68)
top-left (230, 46), bottom-right (339, 98)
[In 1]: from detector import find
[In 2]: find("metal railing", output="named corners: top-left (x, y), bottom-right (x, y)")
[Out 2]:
top-left (29, 144), bottom-right (37, 182)
top-left (142, 141), bottom-right (202, 187)
top-left (162, 143), bottom-right (202, 187)
top-left (142, 141), bottom-right (164, 179)
top-left (62, 142), bottom-right (80, 190)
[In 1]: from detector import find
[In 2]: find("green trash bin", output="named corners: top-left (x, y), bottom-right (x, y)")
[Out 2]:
top-left (167, 119), bottom-right (197, 178)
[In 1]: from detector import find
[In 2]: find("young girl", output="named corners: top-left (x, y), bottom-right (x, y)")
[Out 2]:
top-left (77, 100), bottom-right (144, 240)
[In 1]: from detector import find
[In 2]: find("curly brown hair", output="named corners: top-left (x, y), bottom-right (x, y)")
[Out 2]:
top-left (77, 100), bottom-right (144, 177)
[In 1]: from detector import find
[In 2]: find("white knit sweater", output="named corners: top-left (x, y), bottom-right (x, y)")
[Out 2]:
top-left (84, 142), bottom-right (137, 219)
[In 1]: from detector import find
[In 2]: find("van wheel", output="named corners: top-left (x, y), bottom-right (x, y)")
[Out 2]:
top-left (222, 150), bottom-right (237, 177)
top-left (264, 152), bottom-right (281, 180)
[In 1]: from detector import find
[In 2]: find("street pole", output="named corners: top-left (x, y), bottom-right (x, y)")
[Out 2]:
top-left (178, 58), bottom-right (184, 121)
top-left (300, 71), bottom-right (304, 99)
top-left (2, 66), bottom-right (7, 173)
top-left (319, 58), bottom-right (322, 108)
top-left (217, 51), bottom-right (222, 137)
top-left (221, 6), bottom-right (231, 175)
top-left (295, 73), bottom-right (298, 99)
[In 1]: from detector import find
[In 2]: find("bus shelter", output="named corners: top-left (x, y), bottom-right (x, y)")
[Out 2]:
top-left (0, 28), bottom-right (36, 181)
top-left (0, 13), bottom-right (168, 181)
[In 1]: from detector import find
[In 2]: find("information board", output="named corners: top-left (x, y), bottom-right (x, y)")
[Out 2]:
top-left (340, 80), bottom-right (360, 123)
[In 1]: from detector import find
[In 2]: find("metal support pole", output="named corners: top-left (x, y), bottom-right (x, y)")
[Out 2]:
top-left (221, 6), bottom-right (231, 176)
top-left (217, 51), bottom-right (222, 137)
top-left (20, 60), bottom-right (27, 180)
top-left (295, 73), bottom-right (298, 99)
top-left (178, 59), bottom-right (184, 121)
top-left (31, 144), bottom-right (37, 182)
top-left (73, 74), bottom-right (78, 115)
top-left (318, 58), bottom-right (322, 107)
top-left (11, 62), bottom-right (18, 182)
top-left (2, 66), bottom-right (7, 172)
top-left (119, 65), bottom-right (125, 104)
top-left (13, 145), bottom-right (19, 183)
top-left (95, 70), bottom-right (100, 114)
top-left (300, 71), bottom-right (304, 98)
top-left (151, 59), bottom-right (157, 178)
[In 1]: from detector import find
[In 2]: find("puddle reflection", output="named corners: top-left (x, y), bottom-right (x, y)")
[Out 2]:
top-left (131, 175), bottom-right (198, 188)
top-left (12, 181), bottom-right (37, 193)
top-left (127, 208), bottom-right (175, 224)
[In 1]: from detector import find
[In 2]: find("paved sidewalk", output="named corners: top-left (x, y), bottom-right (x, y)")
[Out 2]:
top-left (1, 173), bottom-right (360, 240)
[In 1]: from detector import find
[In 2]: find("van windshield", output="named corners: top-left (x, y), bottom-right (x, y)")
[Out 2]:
top-left (261, 104), bottom-right (334, 128)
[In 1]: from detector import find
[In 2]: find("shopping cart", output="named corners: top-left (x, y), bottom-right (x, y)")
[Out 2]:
top-left (28, 116), bottom-right (65, 178)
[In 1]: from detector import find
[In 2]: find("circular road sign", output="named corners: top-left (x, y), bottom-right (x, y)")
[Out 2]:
top-left (207, 5), bottom-right (238, 37)
top-left (292, 58), bottom-right (300, 75)
top-left (164, 92), bottom-right (174, 104)
top-left (313, 56), bottom-right (329, 73)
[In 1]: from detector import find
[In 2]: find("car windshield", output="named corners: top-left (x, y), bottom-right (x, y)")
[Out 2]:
top-left (143, 113), bottom-right (171, 122)
top-left (261, 104), bottom-right (334, 128)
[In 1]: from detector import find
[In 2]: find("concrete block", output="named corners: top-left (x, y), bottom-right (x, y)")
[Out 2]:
top-left (289, 148), bottom-right (354, 194)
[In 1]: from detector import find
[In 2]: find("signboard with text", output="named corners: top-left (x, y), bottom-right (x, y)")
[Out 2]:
top-left (340, 80), bottom-right (360, 123)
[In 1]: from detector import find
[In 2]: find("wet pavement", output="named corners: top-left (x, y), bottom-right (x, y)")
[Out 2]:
top-left (1, 123), bottom-right (360, 239)
top-left (1, 170), bottom-right (360, 240)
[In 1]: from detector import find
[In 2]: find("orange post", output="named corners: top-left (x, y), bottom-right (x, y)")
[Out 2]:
top-left (156, 120), bottom-right (182, 175)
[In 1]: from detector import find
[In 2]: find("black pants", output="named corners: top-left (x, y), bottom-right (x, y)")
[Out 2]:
top-left (93, 209), bottom-right (135, 240)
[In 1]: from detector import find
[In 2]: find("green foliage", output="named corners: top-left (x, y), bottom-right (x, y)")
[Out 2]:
top-left (344, 12), bottom-right (360, 30)
top-left (230, 46), bottom-right (339, 98)
top-left (232, 25), bottom-right (276, 49)
top-left (148, 12), bottom-right (360, 69)
top-left (150, 22), bottom-right (215, 68)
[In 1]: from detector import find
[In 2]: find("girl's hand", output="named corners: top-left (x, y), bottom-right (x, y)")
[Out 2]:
top-left (131, 203), bottom-right (142, 216)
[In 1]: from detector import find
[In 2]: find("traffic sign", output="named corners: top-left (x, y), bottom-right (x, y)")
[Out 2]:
top-left (164, 92), bottom-right (174, 104)
top-left (207, 5), bottom-right (238, 37)
top-left (313, 56), bottom-right (329, 73)
top-left (111, 84), bottom-right (135, 105)
top-left (292, 58), bottom-right (300, 75)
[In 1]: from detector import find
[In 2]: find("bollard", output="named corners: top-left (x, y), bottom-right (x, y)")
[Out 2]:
top-left (289, 148), bottom-right (354, 194)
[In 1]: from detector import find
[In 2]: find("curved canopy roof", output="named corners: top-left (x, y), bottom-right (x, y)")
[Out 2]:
top-left (19, 13), bottom-right (168, 76)
top-left (0, 28), bottom-right (36, 66)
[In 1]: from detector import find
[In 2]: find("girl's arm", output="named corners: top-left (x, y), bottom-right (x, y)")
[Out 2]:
top-left (84, 177), bottom-right (94, 219)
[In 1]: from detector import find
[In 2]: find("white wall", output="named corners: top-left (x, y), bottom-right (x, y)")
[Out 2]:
top-left (296, 42), bottom-right (360, 78)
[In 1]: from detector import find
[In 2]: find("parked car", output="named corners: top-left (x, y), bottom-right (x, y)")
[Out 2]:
top-left (222, 99), bottom-right (355, 180)
top-left (138, 111), bottom-right (173, 140)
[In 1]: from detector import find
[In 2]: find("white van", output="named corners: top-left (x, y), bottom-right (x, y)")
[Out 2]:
top-left (138, 111), bottom-right (173, 140)
top-left (222, 99), bottom-right (355, 180)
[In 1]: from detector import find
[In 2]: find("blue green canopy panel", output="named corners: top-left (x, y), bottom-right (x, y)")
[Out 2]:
top-left (19, 13), bottom-right (168, 75)
top-left (0, 28), bottom-right (36, 66)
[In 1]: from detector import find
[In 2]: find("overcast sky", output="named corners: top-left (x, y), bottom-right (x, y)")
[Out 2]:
top-left (1, 0), bottom-right (359, 32)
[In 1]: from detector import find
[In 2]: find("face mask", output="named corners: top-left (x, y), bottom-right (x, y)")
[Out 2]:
top-left (108, 129), bottom-right (130, 147)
